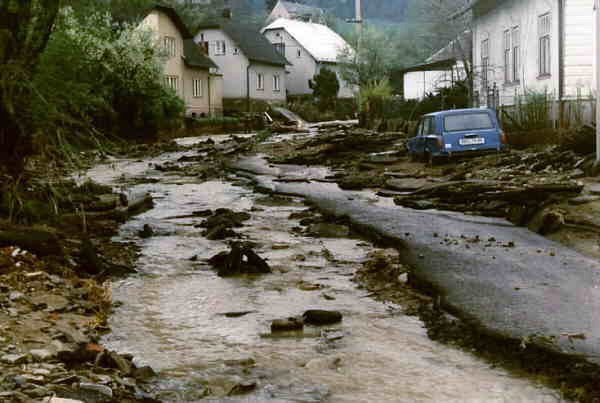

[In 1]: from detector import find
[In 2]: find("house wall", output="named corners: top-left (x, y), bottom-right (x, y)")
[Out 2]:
top-left (195, 28), bottom-right (286, 102)
top-left (263, 28), bottom-right (355, 98)
top-left (139, 10), bottom-right (220, 116)
top-left (403, 64), bottom-right (466, 100)
top-left (563, 0), bottom-right (595, 98)
top-left (472, 0), bottom-right (561, 106)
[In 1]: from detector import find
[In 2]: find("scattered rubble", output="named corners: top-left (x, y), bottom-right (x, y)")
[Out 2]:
top-left (208, 243), bottom-right (271, 277)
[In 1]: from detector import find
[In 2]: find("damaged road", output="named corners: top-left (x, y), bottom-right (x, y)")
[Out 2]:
top-left (233, 155), bottom-right (600, 367)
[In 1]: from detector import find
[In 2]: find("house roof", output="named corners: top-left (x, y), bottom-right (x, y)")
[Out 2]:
top-left (426, 31), bottom-right (472, 64)
top-left (397, 58), bottom-right (457, 74)
top-left (278, 1), bottom-right (323, 17)
top-left (197, 22), bottom-right (289, 67)
top-left (183, 38), bottom-right (218, 69)
top-left (146, 5), bottom-right (217, 69)
top-left (262, 18), bottom-right (352, 63)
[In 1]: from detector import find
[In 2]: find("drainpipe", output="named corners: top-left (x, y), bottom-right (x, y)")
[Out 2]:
top-left (596, 0), bottom-right (600, 164)
top-left (246, 62), bottom-right (252, 113)
top-left (558, 0), bottom-right (565, 127)
top-left (207, 72), bottom-right (212, 117)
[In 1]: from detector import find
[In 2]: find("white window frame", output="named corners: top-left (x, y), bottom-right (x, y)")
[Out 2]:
top-left (512, 26), bottom-right (520, 83)
top-left (193, 78), bottom-right (203, 98)
top-left (538, 13), bottom-right (551, 77)
top-left (214, 40), bottom-right (226, 56)
top-left (503, 30), bottom-right (511, 83)
top-left (273, 74), bottom-right (280, 92)
top-left (164, 36), bottom-right (177, 58)
top-left (165, 75), bottom-right (179, 92)
top-left (481, 39), bottom-right (489, 90)
top-left (257, 73), bottom-right (265, 90)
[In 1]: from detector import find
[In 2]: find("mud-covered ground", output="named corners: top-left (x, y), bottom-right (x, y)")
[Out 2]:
top-left (0, 136), bottom-right (255, 402)
top-left (257, 124), bottom-right (600, 260)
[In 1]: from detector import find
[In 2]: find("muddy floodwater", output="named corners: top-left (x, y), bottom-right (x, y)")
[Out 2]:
top-left (83, 135), bottom-right (564, 402)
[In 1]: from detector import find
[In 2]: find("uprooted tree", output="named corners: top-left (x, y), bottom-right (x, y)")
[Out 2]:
top-left (0, 0), bottom-right (60, 173)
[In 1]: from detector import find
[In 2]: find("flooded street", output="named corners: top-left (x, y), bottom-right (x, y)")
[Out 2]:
top-left (83, 136), bottom-right (564, 402)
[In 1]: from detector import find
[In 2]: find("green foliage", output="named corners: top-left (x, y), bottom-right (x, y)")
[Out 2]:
top-left (287, 96), bottom-right (356, 122)
top-left (312, 68), bottom-right (340, 108)
top-left (31, 7), bottom-right (184, 162)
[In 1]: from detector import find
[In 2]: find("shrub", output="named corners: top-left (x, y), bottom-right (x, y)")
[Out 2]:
top-left (31, 7), bottom-right (184, 162)
top-left (312, 68), bottom-right (340, 108)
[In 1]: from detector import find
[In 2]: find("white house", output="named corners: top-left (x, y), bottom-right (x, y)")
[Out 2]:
top-left (401, 31), bottom-right (472, 100)
top-left (139, 6), bottom-right (223, 117)
top-left (195, 21), bottom-right (289, 107)
top-left (262, 18), bottom-right (355, 98)
top-left (266, 0), bottom-right (324, 23)
top-left (472, 0), bottom-right (595, 122)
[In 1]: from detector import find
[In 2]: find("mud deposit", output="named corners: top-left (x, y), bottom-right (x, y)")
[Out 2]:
top-left (83, 136), bottom-right (563, 402)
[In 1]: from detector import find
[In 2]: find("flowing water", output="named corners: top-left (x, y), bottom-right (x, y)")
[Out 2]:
top-left (83, 135), bottom-right (564, 402)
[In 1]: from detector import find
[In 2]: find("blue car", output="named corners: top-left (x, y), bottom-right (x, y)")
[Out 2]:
top-left (407, 108), bottom-right (508, 164)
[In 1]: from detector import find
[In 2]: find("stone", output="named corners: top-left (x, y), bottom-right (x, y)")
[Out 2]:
top-left (107, 351), bottom-right (133, 376)
top-left (589, 183), bottom-right (600, 195)
top-left (306, 223), bottom-right (350, 238)
top-left (271, 318), bottom-right (304, 332)
top-left (79, 382), bottom-right (113, 398)
top-left (228, 380), bottom-right (257, 396)
top-left (1, 353), bottom-right (29, 365)
top-left (528, 210), bottom-right (565, 235)
top-left (8, 291), bottom-right (25, 302)
top-left (44, 398), bottom-right (85, 403)
top-left (138, 224), bottom-right (154, 239)
top-left (133, 366), bottom-right (156, 382)
top-left (208, 243), bottom-right (271, 277)
top-left (30, 349), bottom-right (56, 362)
top-left (30, 293), bottom-right (70, 312)
top-left (303, 310), bottom-right (343, 326)
top-left (568, 195), bottom-right (600, 205)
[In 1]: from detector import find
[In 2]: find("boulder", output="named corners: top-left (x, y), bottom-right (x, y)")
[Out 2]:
top-left (271, 317), bottom-right (304, 332)
top-left (302, 310), bottom-right (343, 326)
top-left (208, 244), bottom-right (271, 277)
top-left (138, 224), bottom-right (154, 239)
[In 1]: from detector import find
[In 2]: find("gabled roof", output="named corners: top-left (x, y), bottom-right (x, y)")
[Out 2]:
top-left (426, 31), bottom-right (472, 64)
top-left (197, 22), bottom-right (289, 67)
top-left (145, 5), bottom-right (217, 69)
top-left (183, 38), bottom-right (217, 69)
top-left (278, 1), bottom-right (323, 17)
top-left (262, 18), bottom-right (352, 63)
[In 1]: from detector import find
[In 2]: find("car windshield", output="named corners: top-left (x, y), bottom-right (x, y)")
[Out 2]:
top-left (443, 113), bottom-right (494, 132)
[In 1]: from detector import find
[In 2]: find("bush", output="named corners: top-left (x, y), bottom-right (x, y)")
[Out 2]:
top-left (312, 68), bottom-right (340, 108)
top-left (31, 7), bottom-right (184, 161)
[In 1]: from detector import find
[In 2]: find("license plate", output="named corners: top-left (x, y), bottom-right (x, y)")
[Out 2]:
top-left (459, 137), bottom-right (485, 146)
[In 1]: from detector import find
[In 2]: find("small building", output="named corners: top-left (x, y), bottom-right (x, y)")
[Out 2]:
top-left (471, 0), bottom-right (595, 124)
top-left (266, 0), bottom-right (324, 23)
top-left (195, 21), bottom-right (289, 109)
top-left (398, 31), bottom-right (472, 100)
top-left (139, 5), bottom-right (223, 117)
top-left (262, 18), bottom-right (355, 98)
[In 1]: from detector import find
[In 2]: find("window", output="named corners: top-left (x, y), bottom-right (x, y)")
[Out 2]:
top-left (164, 75), bottom-right (179, 91)
top-left (274, 43), bottom-right (285, 56)
top-left (538, 13), bottom-right (551, 76)
top-left (297, 49), bottom-right (302, 58)
top-left (422, 117), bottom-right (436, 135)
top-left (193, 78), bottom-right (203, 98)
top-left (164, 36), bottom-right (176, 58)
top-left (481, 39), bottom-right (489, 90)
top-left (443, 113), bottom-right (494, 132)
top-left (512, 26), bottom-right (520, 82)
top-left (214, 40), bottom-right (226, 55)
top-left (503, 30), bottom-right (511, 83)
top-left (257, 73), bottom-right (264, 90)
top-left (233, 47), bottom-right (239, 55)
top-left (273, 75), bottom-right (280, 92)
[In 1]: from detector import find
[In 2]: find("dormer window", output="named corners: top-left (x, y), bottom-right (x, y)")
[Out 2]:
top-left (214, 40), bottom-right (226, 56)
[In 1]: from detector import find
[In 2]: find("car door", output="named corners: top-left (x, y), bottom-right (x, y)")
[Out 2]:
top-left (419, 116), bottom-right (436, 155)
top-left (409, 119), bottom-right (424, 155)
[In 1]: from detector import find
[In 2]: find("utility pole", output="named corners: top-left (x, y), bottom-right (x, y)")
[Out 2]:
top-left (596, 0), bottom-right (600, 166)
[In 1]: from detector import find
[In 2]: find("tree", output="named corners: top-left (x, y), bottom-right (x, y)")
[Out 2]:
top-left (312, 68), bottom-right (340, 108)
top-left (0, 0), bottom-right (60, 172)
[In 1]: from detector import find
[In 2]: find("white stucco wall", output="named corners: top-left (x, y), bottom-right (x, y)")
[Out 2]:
top-left (195, 28), bottom-right (286, 102)
top-left (472, 0), bottom-right (560, 106)
top-left (263, 28), bottom-right (355, 98)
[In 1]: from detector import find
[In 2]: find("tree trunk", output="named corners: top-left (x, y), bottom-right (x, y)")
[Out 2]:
top-left (0, 0), bottom-right (59, 173)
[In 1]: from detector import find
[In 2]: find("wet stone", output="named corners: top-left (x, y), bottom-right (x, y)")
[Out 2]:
top-left (132, 365), bottom-right (156, 382)
top-left (303, 310), bottom-right (343, 326)
top-left (271, 318), bottom-right (304, 332)
top-left (79, 382), bottom-right (113, 398)
top-left (30, 349), bottom-right (56, 362)
top-left (1, 353), bottom-right (29, 365)
top-left (138, 224), bottom-right (154, 239)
